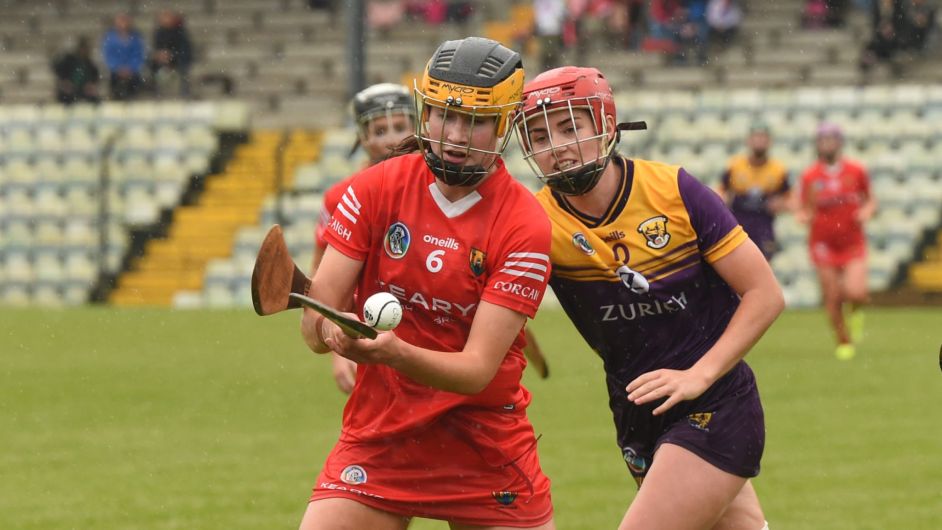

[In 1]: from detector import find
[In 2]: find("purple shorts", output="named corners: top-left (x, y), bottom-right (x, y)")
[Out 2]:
top-left (619, 383), bottom-right (765, 484)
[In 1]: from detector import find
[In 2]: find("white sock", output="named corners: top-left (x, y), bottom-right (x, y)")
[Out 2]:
top-left (760, 521), bottom-right (769, 530)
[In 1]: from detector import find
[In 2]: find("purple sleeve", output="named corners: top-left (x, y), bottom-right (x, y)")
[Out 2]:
top-left (677, 168), bottom-right (741, 250)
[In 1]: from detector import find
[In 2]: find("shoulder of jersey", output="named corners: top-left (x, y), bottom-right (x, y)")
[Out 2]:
top-left (800, 161), bottom-right (821, 179)
top-left (632, 157), bottom-right (683, 186)
top-left (351, 152), bottom-right (426, 192)
top-left (727, 154), bottom-right (748, 169)
top-left (843, 158), bottom-right (867, 174)
top-left (324, 174), bottom-right (357, 210)
top-left (769, 157), bottom-right (789, 173)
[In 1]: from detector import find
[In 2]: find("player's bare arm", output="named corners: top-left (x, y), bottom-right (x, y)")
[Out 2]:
top-left (325, 301), bottom-right (526, 395)
top-left (310, 243), bottom-right (326, 273)
top-left (857, 192), bottom-right (877, 222)
top-left (301, 246), bottom-right (362, 353)
top-left (767, 189), bottom-right (791, 214)
top-left (627, 239), bottom-right (783, 415)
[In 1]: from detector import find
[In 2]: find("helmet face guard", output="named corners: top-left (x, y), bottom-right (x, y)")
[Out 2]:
top-left (414, 83), bottom-right (519, 187)
top-left (414, 36), bottom-right (525, 187)
top-left (516, 96), bottom-right (617, 196)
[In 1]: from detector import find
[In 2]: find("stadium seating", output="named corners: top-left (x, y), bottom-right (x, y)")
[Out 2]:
top-left (180, 82), bottom-right (942, 310)
top-left (1, 0), bottom-right (940, 309)
top-left (0, 100), bottom-right (247, 305)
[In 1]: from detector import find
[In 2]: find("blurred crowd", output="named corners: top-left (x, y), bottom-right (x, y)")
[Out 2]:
top-left (367, 0), bottom-right (475, 31)
top-left (859, 0), bottom-right (937, 75)
top-left (533, 0), bottom-right (747, 69)
top-left (51, 10), bottom-right (193, 105)
top-left (47, 0), bottom-right (938, 106)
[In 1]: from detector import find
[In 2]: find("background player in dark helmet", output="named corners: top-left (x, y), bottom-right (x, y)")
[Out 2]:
top-left (299, 37), bottom-right (556, 530)
top-left (348, 82), bottom-right (416, 165)
top-left (516, 66), bottom-right (783, 530)
top-left (313, 83), bottom-right (417, 394)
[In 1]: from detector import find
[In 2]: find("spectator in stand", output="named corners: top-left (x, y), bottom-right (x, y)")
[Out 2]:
top-left (675, 0), bottom-right (709, 65)
top-left (706, 0), bottom-right (743, 49)
top-left (860, 8), bottom-right (903, 74)
top-left (150, 10), bottom-right (193, 98)
top-left (307, 0), bottom-right (336, 11)
top-left (101, 13), bottom-right (146, 100)
top-left (52, 36), bottom-right (101, 105)
top-left (617, 0), bottom-right (647, 50)
top-left (368, 0), bottom-right (404, 31)
top-left (901, 0), bottom-right (936, 53)
top-left (825, 0), bottom-right (850, 25)
top-left (870, 0), bottom-right (904, 30)
top-left (401, 0), bottom-right (472, 24)
top-left (802, 0), bottom-right (831, 27)
top-left (533, 0), bottom-right (567, 70)
top-left (648, 0), bottom-right (683, 45)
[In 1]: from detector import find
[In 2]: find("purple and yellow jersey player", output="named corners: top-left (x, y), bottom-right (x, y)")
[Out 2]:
top-left (718, 123), bottom-right (790, 260)
top-left (516, 66), bottom-right (784, 530)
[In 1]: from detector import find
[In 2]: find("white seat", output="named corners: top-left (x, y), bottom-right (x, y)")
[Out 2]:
top-left (64, 125), bottom-right (98, 154)
top-left (4, 254), bottom-right (35, 283)
top-left (172, 290), bottom-right (205, 309)
top-left (119, 125), bottom-right (155, 153)
top-left (62, 284), bottom-right (91, 305)
top-left (35, 126), bottom-right (64, 152)
top-left (32, 284), bottom-right (66, 307)
top-left (183, 152), bottom-right (210, 174)
top-left (204, 284), bottom-right (235, 308)
top-left (5, 128), bottom-right (35, 154)
top-left (123, 190), bottom-right (161, 227)
top-left (1, 284), bottom-right (32, 306)
top-left (64, 253), bottom-right (98, 282)
top-left (34, 255), bottom-right (65, 283)
top-left (183, 125), bottom-right (218, 153)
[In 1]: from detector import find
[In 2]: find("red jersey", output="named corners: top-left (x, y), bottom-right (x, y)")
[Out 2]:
top-left (323, 152), bottom-right (552, 441)
top-left (800, 158), bottom-right (870, 245)
top-left (316, 175), bottom-right (356, 250)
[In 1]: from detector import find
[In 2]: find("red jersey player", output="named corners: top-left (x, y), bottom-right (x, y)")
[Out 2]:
top-left (313, 83), bottom-right (416, 393)
top-left (299, 37), bottom-right (556, 529)
top-left (798, 122), bottom-right (876, 360)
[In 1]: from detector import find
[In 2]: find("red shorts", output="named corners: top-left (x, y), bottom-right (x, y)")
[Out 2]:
top-left (309, 410), bottom-right (553, 527)
top-left (809, 233), bottom-right (866, 268)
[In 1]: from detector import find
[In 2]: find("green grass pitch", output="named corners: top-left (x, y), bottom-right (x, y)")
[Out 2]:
top-left (2, 306), bottom-right (940, 529)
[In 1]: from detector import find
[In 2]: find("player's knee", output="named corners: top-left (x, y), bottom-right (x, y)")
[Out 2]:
top-left (845, 288), bottom-right (868, 304)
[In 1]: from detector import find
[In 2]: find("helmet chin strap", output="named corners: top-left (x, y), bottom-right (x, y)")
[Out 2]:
top-left (423, 148), bottom-right (488, 187)
top-left (545, 157), bottom-right (609, 196)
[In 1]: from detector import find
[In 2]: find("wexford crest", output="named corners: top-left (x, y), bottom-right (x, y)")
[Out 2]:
top-left (637, 215), bottom-right (671, 249)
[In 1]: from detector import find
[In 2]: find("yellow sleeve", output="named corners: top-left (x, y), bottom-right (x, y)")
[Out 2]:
top-left (703, 225), bottom-right (748, 264)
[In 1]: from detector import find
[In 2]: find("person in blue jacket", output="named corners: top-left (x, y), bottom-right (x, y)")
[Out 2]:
top-left (101, 13), bottom-right (146, 100)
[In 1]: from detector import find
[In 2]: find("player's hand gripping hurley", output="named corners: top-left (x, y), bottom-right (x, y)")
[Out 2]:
top-left (250, 224), bottom-right (377, 339)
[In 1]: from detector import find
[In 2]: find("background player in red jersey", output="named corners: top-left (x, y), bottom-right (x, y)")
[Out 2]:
top-left (516, 66), bottom-right (783, 530)
top-left (312, 83), bottom-right (416, 393)
top-left (717, 123), bottom-right (791, 260)
top-left (298, 37), bottom-right (556, 530)
top-left (797, 122), bottom-right (876, 360)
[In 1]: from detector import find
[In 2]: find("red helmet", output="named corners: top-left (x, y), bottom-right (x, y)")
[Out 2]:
top-left (521, 66), bottom-right (616, 135)
top-left (515, 67), bottom-right (623, 195)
